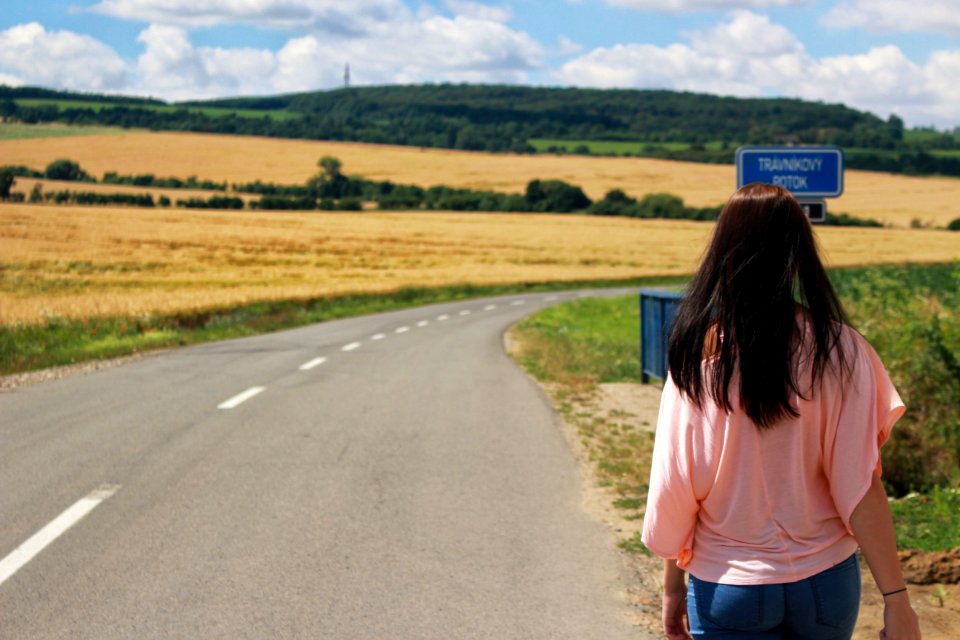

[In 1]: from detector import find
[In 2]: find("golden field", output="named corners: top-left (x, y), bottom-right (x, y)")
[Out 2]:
top-left (3, 129), bottom-right (960, 228)
top-left (2, 203), bottom-right (957, 325)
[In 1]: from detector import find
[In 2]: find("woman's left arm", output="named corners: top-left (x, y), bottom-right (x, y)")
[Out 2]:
top-left (662, 559), bottom-right (691, 640)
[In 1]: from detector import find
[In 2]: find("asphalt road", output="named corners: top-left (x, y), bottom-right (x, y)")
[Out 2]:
top-left (0, 290), bottom-right (649, 639)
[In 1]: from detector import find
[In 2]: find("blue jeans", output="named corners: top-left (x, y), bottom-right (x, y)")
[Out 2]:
top-left (687, 553), bottom-right (861, 639)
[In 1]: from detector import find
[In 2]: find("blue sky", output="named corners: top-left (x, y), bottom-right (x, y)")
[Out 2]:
top-left (1, 1), bottom-right (959, 128)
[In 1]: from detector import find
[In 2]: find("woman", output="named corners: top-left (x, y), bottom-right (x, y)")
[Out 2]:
top-left (641, 183), bottom-right (921, 639)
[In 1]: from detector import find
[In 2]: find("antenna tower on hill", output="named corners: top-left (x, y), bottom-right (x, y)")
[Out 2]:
top-left (344, 63), bottom-right (350, 88)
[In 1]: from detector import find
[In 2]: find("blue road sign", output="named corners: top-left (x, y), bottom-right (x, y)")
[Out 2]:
top-left (736, 146), bottom-right (844, 197)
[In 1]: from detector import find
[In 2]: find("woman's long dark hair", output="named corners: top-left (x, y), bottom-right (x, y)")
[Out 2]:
top-left (667, 182), bottom-right (852, 429)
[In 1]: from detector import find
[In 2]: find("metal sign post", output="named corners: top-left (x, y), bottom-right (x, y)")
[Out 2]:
top-left (798, 199), bottom-right (826, 222)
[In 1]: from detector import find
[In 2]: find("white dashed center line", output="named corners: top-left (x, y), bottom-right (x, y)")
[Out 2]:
top-left (437, 314), bottom-right (450, 321)
top-left (396, 326), bottom-right (410, 334)
top-left (416, 320), bottom-right (429, 327)
top-left (299, 357), bottom-right (327, 371)
top-left (342, 342), bottom-right (361, 352)
top-left (371, 333), bottom-right (385, 340)
top-left (459, 310), bottom-right (471, 316)
top-left (545, 296), bottom-right (558, 302)
top-left (0, 484), bottom-right (121, 587)
top-left (484, 305), bottom-right (496, 311)
top-left (511, 300), bottom-right (526, 306)
top-left (218, 386), bottom-right (266, 409)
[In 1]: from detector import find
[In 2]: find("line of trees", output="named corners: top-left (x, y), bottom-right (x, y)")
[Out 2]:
top-left (4, 155), bottom-right (898, 227)
top-left (103, 172), bottom-right (227, 191)
top-left (28, 185), bottom-right (156, 207)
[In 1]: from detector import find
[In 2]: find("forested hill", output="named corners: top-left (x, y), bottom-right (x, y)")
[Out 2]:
top-left (185, 84), bottom-right (900, 151)
top-left (3, 84), bottom-right (959, 176)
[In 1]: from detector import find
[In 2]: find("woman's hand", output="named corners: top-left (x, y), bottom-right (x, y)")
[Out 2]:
top-left (662, 588), bottom-right (691, 640)
top-left (662, 559), bottom-right (692, 639)
top-left (850, 473), bottom-right (922, 640)
top-left (879, 592), bottom-right (921, 640)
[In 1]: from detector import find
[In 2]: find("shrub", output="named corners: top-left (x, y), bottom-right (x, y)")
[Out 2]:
top-left (947, 217), bottom-right (960, 231)
top-left (588, 189), bottom-right (638, 216)
top-left (177, 196), bottom-right (244, 209)
top-left (44, 159), bottom-right (93, 182)
top-left (831, 263), bottom-right (960, 494)
top-left (524, 179), bottom-right (591, 213)
top-left (636, 193), bottom-right (686, 218)
top-left (256, 195), bottom-right (316, 210)
top-left (0, 168), bottom-right (14, 199)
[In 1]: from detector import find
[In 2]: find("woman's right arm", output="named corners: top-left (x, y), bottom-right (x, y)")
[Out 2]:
top-left (848, 471), bottom-right (921, 640)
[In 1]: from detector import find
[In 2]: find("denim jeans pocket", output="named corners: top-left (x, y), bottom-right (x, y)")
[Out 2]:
top-left (810, 554), bottom-right (861, 629)
top-left (693, 578), bottom-right (763, 630)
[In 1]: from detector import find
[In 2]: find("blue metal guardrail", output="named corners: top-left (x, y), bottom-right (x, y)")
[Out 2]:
top-left (639, 289), bottom-right (684, 383)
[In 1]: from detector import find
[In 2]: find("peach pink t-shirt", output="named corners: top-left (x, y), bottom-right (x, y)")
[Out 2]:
top-left (641, 324), bottom-right (904, 585)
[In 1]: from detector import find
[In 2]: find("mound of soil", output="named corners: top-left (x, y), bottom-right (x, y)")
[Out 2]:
top-left (900, 548), bottom-right (960, 585)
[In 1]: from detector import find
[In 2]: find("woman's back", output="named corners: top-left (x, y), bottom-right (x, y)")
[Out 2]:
top-left (644, 320), bottom-right (904, 584)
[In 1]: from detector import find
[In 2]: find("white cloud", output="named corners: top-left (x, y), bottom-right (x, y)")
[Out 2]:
top-left (444, 0), bottom-right (512, 23)
top-left (685, 10), bottom-right (801, 56)
top-left (128, 12), bottom-right (544, 100)
top-left (90, 0), bottom-right (408, 33)
top-left (824, 1), bottom-right (960, 35)
top-left (608, 0), bottom-right (806, 12)
top-left (555, 11), bottom-right (960, 127)
top-left (0, 23), bottom-right (126, 92)
top-left (0, 73), bottom-right (24, 87)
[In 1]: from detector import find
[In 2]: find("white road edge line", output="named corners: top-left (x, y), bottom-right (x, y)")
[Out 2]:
top-left (218, 386), bottom-right (266, 409)
top-left (371, 333), bottom-right (386, 341)
top-left (0, 484), bottom-right (121, 587)
top-left (299, 357), bottom-right (327, 371)
top-left (342, 342), bottom-right (361, 352)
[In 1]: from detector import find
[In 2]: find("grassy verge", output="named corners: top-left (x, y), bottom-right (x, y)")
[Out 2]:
top-left (830, 262), bottom-right (960, 494)
top-left (890, 488), bottom-right (960, 552)
top-left (511, 262), bottom-right (960, 554)
top-left (0, 276), bottom-right (686, 377)
top-left (512, 293), bottom-right (657, 553)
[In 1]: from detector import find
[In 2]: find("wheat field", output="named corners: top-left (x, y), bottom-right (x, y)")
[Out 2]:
top-left (2, 202), bottom-right (957, 324)
top-left (3, 130), bottom-right (960, 227)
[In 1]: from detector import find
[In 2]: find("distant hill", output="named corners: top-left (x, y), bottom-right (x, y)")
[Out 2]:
top-left (2, 84), bottom-right (959, 176)
top-left (183, 84), bottom-right (898, 151)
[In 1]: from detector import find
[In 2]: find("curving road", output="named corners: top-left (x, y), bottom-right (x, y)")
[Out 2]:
top-left (0, 290), bottom-right (649, 639)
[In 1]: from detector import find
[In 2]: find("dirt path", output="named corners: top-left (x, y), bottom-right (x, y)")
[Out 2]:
top-left (549, 380), bottom-right (960, 638)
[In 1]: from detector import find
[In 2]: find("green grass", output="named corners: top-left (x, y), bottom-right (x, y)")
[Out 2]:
top-left (890, 488), bottom-right (960, 551)
top-left (514, 293), bottom-right (651, 384)
top-left (0, 122), bottom-right (127, 139)
top-left (903, 130), bottom-right (960, 146)
top-left (14, 98), bottom-right (301, 121)
top-left (0, 276), bottom-right (682, 377)
top-left (529, 139), bottom-right (650, 155)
